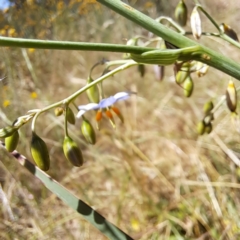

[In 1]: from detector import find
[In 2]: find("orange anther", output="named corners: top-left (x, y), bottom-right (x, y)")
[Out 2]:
top-left (105, 110), bottom-right (113, 119)
top-left (95, 111), bottom-right (102, 121)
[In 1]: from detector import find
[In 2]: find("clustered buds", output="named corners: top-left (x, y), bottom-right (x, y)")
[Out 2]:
top-left (197, 100), bottom-right (214, 135)
top-left (175, 0), bottom-right (188, 26)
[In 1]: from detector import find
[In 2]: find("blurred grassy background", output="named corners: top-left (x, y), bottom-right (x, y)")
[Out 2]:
top-left (1, 0), bottom-right (240, 239)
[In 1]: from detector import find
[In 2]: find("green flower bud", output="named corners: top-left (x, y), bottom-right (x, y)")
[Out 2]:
top-left (183, 76), bottom-right (194, 97)
top-left (63, 136), bottom-right (83, 167)
top-left (66, 107), bottom-right (75, 125)
top-left (175, 70), bottom-right (189, 84)
top-left (175, 0), bottom-right (188, 26)
top-left (197, 121), bottom-right (205, 135)
top-left (54, 107), bottom-right (64, 116)
top-left (203, 101), bottom-right (214, 115)
top-left (204, 113), bottom-right (214, 125)
top-left (86, 76), bottom-right (99, 103)
top-left (5, 130), bottom-right (19, 152)
top-left (205, 123), bottom-right (212, 134)
top-left (226, 80), bottom-right (237, 112)
top-left (0, 126), bottom-right (18, 138)
top-left (81, 119), bottom-right (96, 145)
top-left (31, 132), bottom-right (50, 171)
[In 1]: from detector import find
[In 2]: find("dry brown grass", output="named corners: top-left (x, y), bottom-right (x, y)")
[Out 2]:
top-left (1, 0), bottom-right (240, 239)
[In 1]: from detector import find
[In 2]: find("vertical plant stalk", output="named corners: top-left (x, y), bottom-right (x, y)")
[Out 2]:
top-left (0, 141), bottom-right (133, 240)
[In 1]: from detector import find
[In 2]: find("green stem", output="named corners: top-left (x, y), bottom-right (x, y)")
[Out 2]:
top-left (97, 0), bottom-right (240, 80)
top-left (196, 5), bottom-right (240, 49)
top-left (196, 5), bottom-right (221, 32)
top-left (28, 60), bottom-right (137, 117)
top-left (64, 106), bottom-right (69, 137)
top-left (0, 36), bottom-right (153, 53)
top-left (156, 16), bottom-right (185, 34)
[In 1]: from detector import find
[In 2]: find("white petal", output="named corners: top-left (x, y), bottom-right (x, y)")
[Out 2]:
top-left (113, 92), bottom-right (130, 101)
top-left (78, 103), bottom-right (99, 111)
top-left (77, 110), bottom-right (87, 118)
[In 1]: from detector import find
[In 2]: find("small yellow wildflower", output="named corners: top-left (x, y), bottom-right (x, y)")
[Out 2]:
top-left (3, 100), bottom-right (11, 108)
top-left (28, 48), bottom-right (35, 53)
top-left (8, 28), bottom-right (16, 37)
top-left (130, 218), bottom-right (140, 231)
top-left (31, 92), bottom-right (38, 99)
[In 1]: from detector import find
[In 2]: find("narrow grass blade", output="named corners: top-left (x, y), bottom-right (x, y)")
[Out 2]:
top-left (0, 141), bottom-right (133, 240)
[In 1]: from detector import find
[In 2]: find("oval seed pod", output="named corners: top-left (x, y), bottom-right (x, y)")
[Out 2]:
top-left (220, 23), bottom-right (239, 42)
top-left (138, 64), bottom-right (145, 77)
top-left (54, 107), bottom-right (64, 116)
top-left (0, 126), bottom-right (17, 138)
top-left (205, 123), bottom-right (212, 134)
top-left (31, 132), bottom-right (50, 171)
top-left (183, 76), bottom-right (194, 97)
top-left (5, 130), bottom-right (19, 152)
top-left (203, 101), bottom-right (214, 115)
top-left (197, 121), bottom-right (205, 135)
top-left (175, 0), bottom-right (188, 26)
top-left (63, 136), bottom-right (83, 167)
top-left (81, 118), bottom-right (96, 145)
top-left (226, 80), bottom-right (237, 112)
top-left (190, 6), bottom-right (202, 39)
top-left (66, 107), bottom-right (75, 125)
top-left (86, 76), bottom-right (99, 103)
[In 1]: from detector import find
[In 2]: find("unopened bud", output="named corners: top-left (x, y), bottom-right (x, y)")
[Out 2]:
top-left (205, 123), bottom-right (212, 134)
top-left (54, 107), bottom-right (64, 116)
top-left (31, 132), bottom-right (50, 171)
top-left (81, 118), bottom-right (96, 145)
top-left (183, 76), bottom-right (194, 97)
top-left (66, 107), bottom-right (75, 125)
top-left (203, 101), bottom-right (214, 115)
top-left (63, 136), bottom-right (83, 167)
top-left (0, 126), bottom-right (18, 138)
top-left (220, 23), bottom-right (239, 42)
top-left (226, 80), bottom-right (237, 112)
top-left (190, 6), bottom-right (202, 40)
top-left (176, 70), bottom-right (189, 84)
top-left (175, 0), bottom-right (188, 26)
top-left (5, 130), bottom-right (19, 152)
top-left (197, 121), bottom-right (206, 135)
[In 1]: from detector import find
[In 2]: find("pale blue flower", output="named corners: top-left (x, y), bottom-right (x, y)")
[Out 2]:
top-left (77, 92), bottom-right (133, 118)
